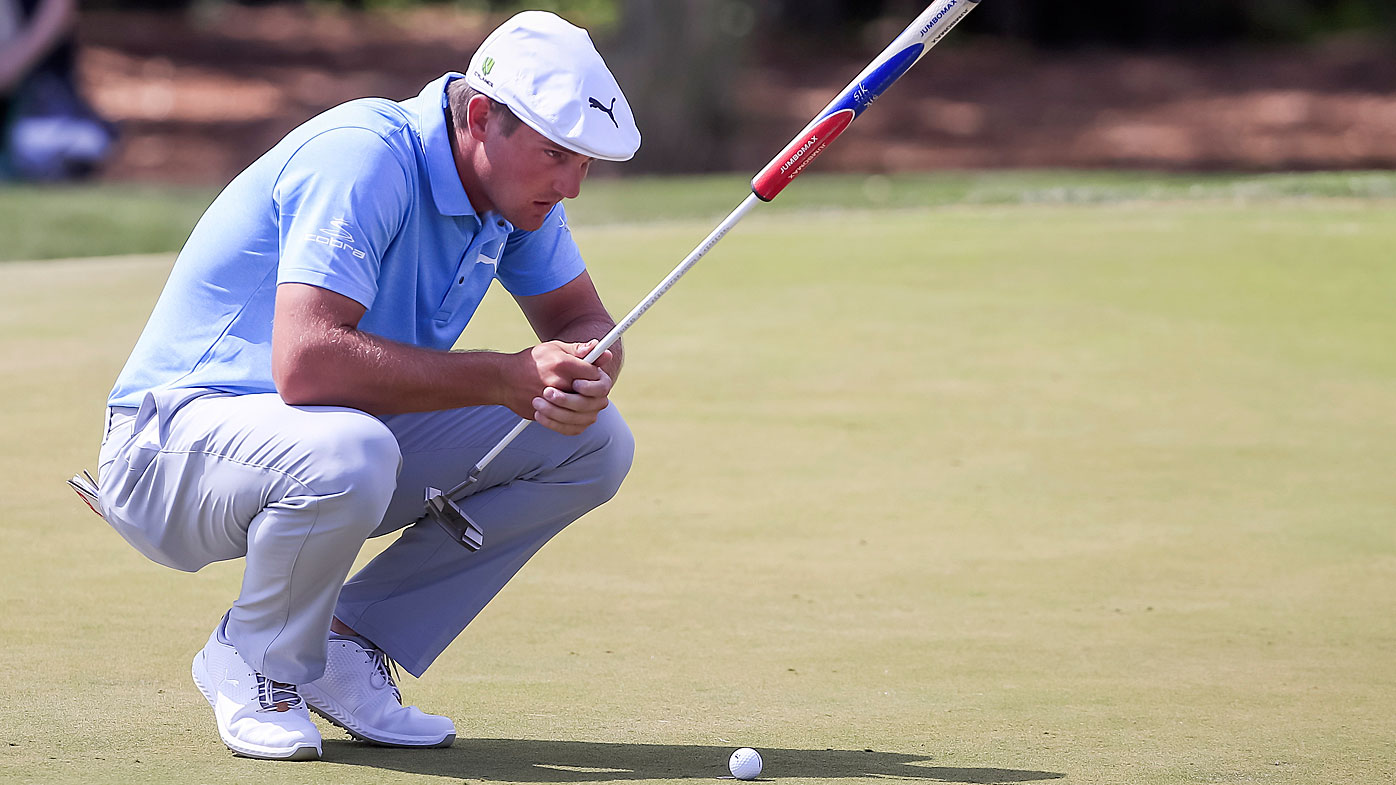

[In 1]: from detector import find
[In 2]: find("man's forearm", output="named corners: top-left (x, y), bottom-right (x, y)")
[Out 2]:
top-left (273, 282), bottom-right (610, 421)
top-left (275, 324), bottom-right (515, 416)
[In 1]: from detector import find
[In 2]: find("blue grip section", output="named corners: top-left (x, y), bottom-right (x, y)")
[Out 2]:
top-left (826, 43), bottom-right (924, 119)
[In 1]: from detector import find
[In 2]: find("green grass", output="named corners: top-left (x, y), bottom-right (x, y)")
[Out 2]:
top-left (0, 183), bottom-right (216, 262)
top-left (4, 170), bottom-right (1396, 260)
top-left (1, 176), bottom-right (1393, 784)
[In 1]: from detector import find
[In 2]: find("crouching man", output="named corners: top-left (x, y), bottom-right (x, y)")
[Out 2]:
top-left (78, 11), bottom-right (640, 760)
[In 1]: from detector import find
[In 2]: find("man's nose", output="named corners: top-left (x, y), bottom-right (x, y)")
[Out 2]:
top-left (555, 163), bottom-right (585, 200)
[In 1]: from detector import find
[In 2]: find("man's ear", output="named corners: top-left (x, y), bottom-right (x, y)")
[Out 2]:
top-left (466, 94), bottom-right (493, 143)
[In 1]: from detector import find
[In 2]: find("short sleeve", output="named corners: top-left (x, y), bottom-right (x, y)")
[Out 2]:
top-left (273, 128), bottom-right (413, 310)
top-left (496, 203), bottom-right (586, 297)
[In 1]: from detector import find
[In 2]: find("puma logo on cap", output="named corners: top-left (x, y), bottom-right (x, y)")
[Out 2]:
top-left (589, 96), bottom-right (618, 128)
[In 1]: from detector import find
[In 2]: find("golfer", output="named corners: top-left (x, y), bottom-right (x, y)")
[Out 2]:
top-left (83, 11), bottom-right (639, 760)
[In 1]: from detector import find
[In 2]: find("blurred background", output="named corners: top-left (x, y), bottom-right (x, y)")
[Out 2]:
top-left (3, 0), bottom-right (1395, 186)
top-left (5, 10), bottom-right (1395, 783)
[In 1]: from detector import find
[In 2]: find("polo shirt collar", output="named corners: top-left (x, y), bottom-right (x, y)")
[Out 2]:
top-left (418, 73), bottom-right (480, 220)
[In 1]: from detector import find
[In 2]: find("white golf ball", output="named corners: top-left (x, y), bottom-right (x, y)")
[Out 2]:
top-left (729, 747), bottom-right (762, 780)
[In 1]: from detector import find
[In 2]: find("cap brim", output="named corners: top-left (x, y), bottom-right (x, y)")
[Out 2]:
top-left (465, 74), bottom-right (637, 162)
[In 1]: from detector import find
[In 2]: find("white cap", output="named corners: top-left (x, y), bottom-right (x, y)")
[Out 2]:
top-left (466, 11), bottom-right (640, 162)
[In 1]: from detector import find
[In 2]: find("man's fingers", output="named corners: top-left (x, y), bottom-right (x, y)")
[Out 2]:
top-left (571, 372), bottom-right (612, 397)
top-left (545, 351), bottom-right (602, 386)
top-left (541, 385), bottom-right (609, 413)
top-left (532, 378), bottom-right (611, 434)
top-left (591, 349), bottom-right (614, 375)
top-left (562, 343), bottom-right (612, 373)
top-left (548, 350), bottom-right (613, 392)
top-left (568, 340), bottom-right (599, 359)
top-left (556, 360), bottom-right (603, 387)
top-left (531, 395), bottom-right (600, 436)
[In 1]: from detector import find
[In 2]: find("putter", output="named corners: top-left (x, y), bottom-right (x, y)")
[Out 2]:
top-left (68, 470), bottom-right (103, 518)
top-left (426, 0), bottom-right (985, 549)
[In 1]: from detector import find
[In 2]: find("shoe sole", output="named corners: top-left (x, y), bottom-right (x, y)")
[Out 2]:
top-left (192, 650), bottom-right (322, 761)
top-left (307, 704), bottom-right (455, 749)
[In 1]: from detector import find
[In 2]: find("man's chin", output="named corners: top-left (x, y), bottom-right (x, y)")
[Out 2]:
top-left (501, 203), bottom-right (554, 232)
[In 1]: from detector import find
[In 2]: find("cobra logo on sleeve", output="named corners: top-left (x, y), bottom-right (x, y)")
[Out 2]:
top-left (305, 219), bottom-right (367, 259)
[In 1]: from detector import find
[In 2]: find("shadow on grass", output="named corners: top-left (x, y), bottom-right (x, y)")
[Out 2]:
top-left (319, 738), bottom-right (1065, 782)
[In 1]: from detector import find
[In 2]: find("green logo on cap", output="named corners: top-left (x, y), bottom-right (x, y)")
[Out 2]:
top-left (482, 57), bottom-right (495, 75)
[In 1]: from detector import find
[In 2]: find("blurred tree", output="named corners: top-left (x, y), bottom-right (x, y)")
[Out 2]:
top-left (607, 0), bottom-right (756, 172)
top-left (765, 0), bottom-right (1396, 46)
top-left (81, 0), bottom-right (1396, 43)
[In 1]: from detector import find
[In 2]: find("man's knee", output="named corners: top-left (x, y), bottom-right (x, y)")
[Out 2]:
top-left (296, 410), bottom-right (403, 513)
top-left (579, 406), bottom-right (634, 506)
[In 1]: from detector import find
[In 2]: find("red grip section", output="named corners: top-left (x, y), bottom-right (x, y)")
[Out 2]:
top-left (751, 109), bottom-right (856, 201)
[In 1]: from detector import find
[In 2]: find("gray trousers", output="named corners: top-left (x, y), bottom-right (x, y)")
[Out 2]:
top-left (97, 389), bottom-right (633, 683)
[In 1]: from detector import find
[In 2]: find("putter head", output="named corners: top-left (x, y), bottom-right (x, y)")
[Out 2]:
top-left (425, 487), bottom-right (484, 551)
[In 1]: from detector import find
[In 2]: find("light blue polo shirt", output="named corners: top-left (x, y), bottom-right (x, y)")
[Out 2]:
top-left (108, 73), bottom-right (585, 409)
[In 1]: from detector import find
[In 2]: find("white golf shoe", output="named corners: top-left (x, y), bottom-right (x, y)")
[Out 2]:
top-left (191, 626), bottom-right (322, 761)
top-left (301, 635), bottom-right (456, 748)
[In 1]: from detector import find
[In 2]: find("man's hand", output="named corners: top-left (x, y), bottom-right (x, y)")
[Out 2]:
top-left (504, 340), bottom-right (614, 435)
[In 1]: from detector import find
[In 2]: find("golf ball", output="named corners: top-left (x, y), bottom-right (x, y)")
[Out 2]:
top-left (729, 747), bottom-right (762, 780)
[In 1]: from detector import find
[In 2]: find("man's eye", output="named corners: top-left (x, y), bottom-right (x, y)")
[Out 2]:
top-left (545, 149), bottom-right (562, 159)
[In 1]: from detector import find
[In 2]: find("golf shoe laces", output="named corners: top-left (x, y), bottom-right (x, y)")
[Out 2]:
top-left (363, 646), bottom-right (404, 703)
top-left (256, 675), bottom-right (306, 713)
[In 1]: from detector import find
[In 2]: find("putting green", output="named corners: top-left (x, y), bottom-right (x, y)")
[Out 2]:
top-left (1, 195), bottom-right (1392, 784)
